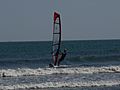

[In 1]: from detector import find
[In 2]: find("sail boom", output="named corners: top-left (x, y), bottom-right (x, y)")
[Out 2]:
top-left (53, 33), bottom-right (61, 34)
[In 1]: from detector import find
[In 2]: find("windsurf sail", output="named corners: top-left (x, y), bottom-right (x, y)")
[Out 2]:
top-left (52, 12), bottom-right (61, 65)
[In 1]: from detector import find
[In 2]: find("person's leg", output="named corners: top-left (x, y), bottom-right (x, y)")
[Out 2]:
top-left (54, 55), bottom-right (59, 66)
top-left (58, 59), bottom-right (61, 66)
top-left (57, 54), bottom-right (62, 66)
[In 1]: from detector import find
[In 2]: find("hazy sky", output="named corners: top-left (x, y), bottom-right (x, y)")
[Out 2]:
top-left (0, 0), bottom-right (120, 42)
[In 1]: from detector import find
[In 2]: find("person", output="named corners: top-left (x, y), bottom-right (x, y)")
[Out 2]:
top-left (49, 49), bottom-right (66, 68)
top-left (57, 49), bottom-right (67, 66)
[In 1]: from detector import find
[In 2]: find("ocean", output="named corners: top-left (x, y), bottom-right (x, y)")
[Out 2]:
top-left (0, 40), bottom-right (120, 90)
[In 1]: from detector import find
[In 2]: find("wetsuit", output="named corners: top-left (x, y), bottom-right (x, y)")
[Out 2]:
top-left (58, 52), bottom-right (66, 66)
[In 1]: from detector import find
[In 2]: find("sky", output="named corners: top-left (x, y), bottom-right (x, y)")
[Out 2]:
top-left (0, 0), bottom-right (120, 42)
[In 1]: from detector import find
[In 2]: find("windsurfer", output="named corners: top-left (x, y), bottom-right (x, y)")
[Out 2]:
top-left (50, 12), bottom-right (67, 67)
top-left (57, 49), bottom-right (67, 66)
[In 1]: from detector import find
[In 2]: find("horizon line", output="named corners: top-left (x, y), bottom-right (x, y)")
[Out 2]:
top-left (0, 38), bottom-right (120, 43)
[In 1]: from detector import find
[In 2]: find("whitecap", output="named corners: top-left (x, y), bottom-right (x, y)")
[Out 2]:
top-left (0, 65), bottom-right (120, 77)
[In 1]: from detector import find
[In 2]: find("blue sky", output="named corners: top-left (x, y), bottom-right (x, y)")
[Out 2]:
top-left (0, 0), bottom-right (120, 41)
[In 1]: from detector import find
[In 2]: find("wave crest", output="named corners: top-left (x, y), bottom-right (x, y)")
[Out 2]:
top-left (0, 65), bottom-right (120, 77)
top-left (1, 80), bottom-right (120, 90)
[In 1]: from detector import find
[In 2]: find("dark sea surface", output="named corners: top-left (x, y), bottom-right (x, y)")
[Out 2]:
top-left (0, 40), bottom-right (120, 90)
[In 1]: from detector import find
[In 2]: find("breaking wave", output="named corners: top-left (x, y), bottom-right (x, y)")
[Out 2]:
top-left (1, 80), bottom-right (120, 90)
top-left (0, 65), bottom-right (120, 77)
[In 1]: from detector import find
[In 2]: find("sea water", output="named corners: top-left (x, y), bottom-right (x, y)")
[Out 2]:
top-left (0, 40), bottom-right (120, 90)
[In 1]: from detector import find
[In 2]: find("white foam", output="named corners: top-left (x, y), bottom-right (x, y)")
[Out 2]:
top-left (0, 80), bottom-right (120, 90)
top-left (0, 65), bottom-right (120, 77)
